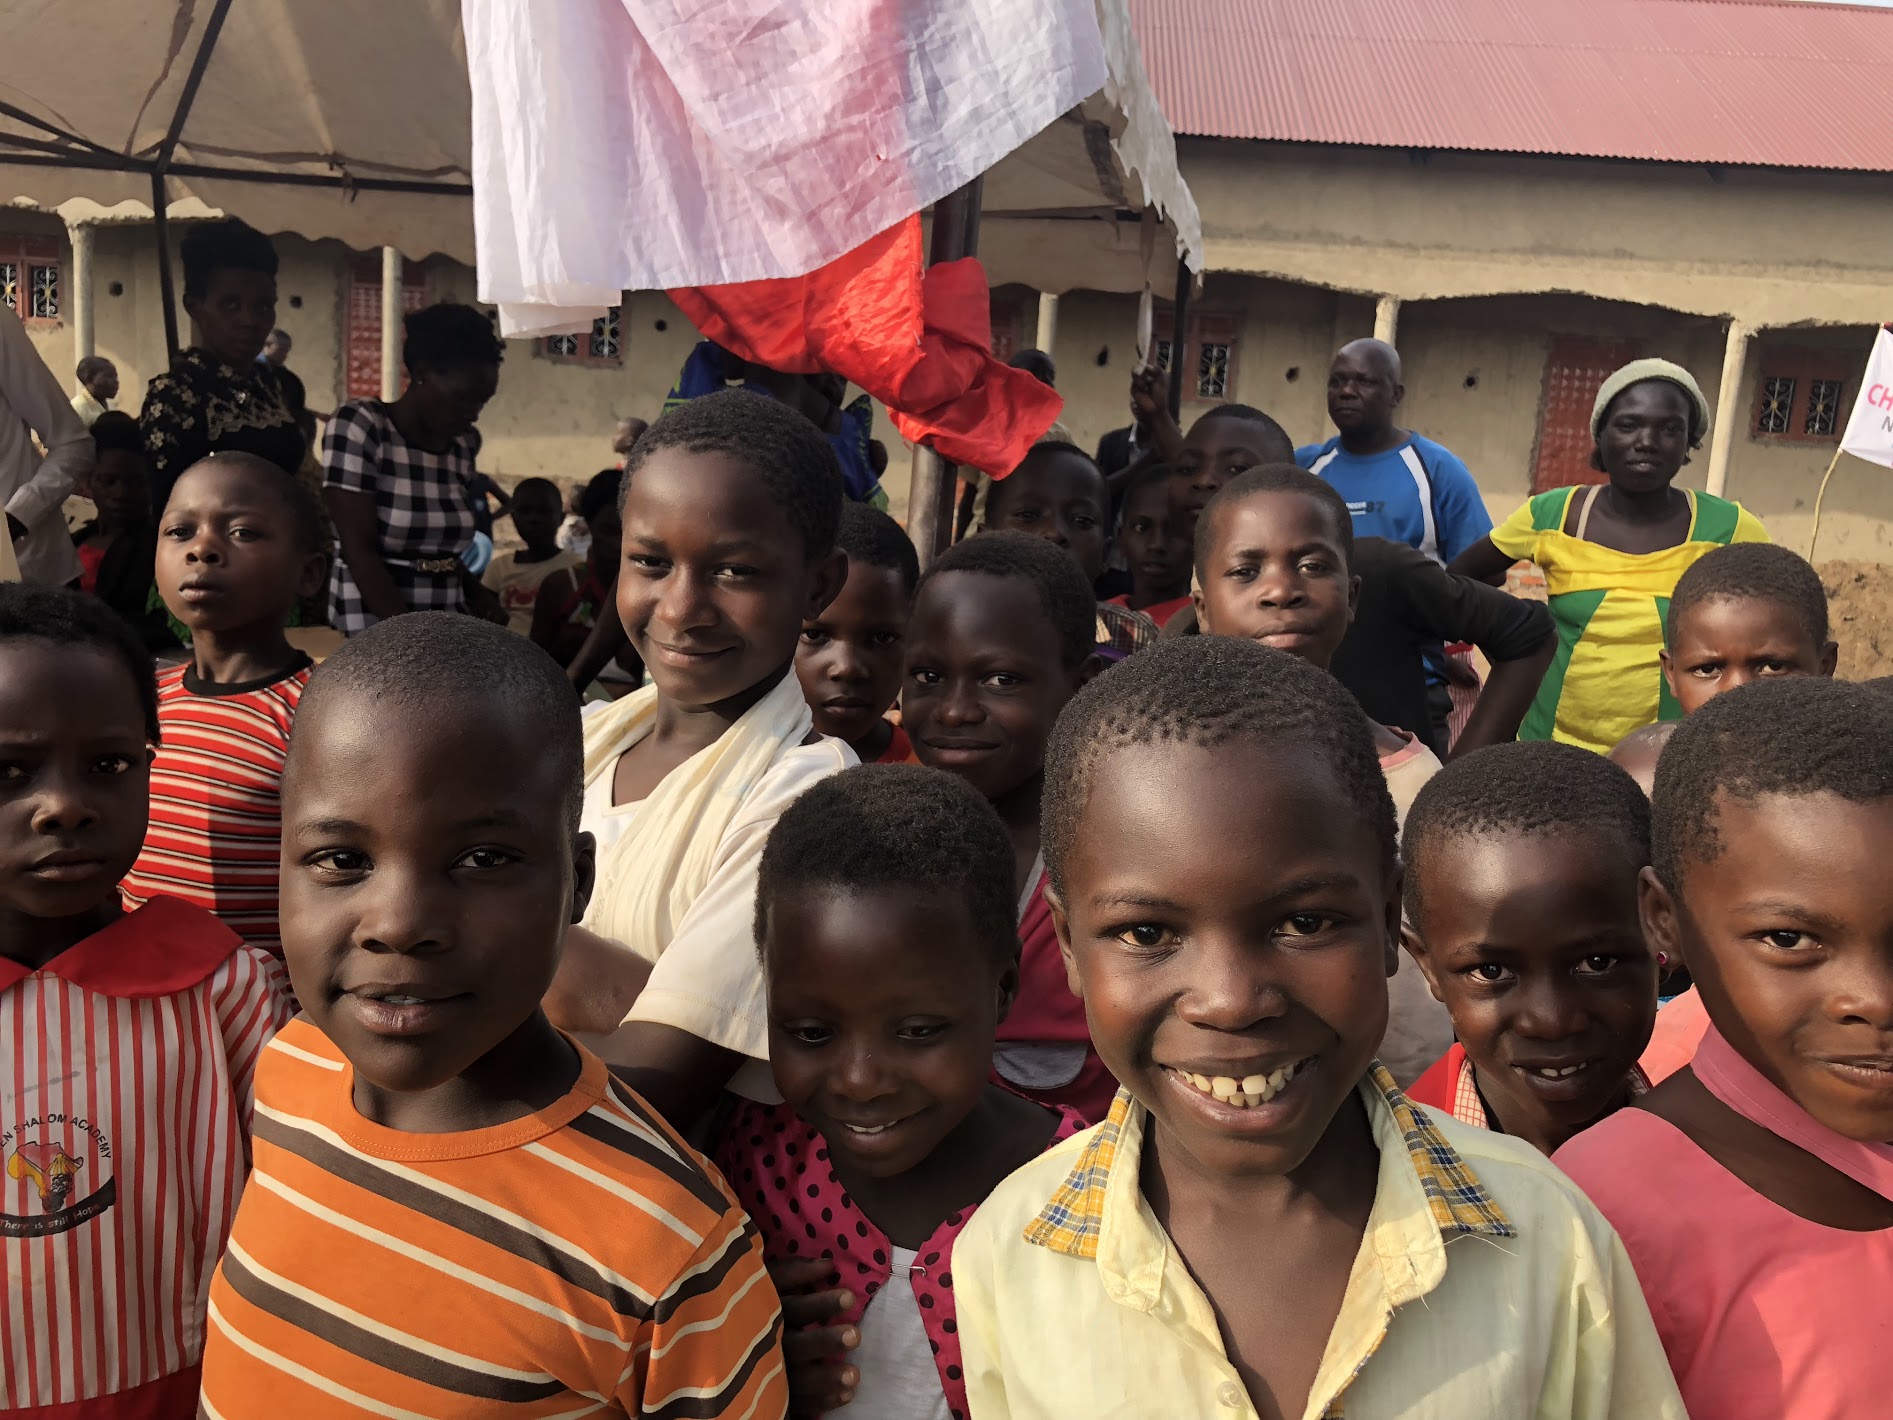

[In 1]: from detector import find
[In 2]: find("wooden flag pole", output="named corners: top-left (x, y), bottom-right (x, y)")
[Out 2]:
top-left (1806, 445), bottom-right (1848, 562)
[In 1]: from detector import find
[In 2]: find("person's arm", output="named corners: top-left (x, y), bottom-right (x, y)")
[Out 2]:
top-left (544, 923), bottom-right (654, 1037)
top-left (599, 1023), bottom-right (743, 1136)
top-left (530, 566), bottom-right (579, 657)
top-left (1445, 536), bottom-right (1516, 587)
top-left (319, 407), bottom-right (411, 623)
top-left (2, 307), bottom-right (92, 541)
top-left (1392, 545), bottom-right (1555, 757)
top-left (1425, 448), bottom-right (1496, 563)
top-left (1103, 443), bottom-right (1165, 503)
top-left (324, 488), bottom-right (410, 624)
top-left (480, 474), bottom-right (514, 521)
top-left (566, 608), bottom-right (631, 691)
top-left (1130, 365), bottom-right (1183, 468)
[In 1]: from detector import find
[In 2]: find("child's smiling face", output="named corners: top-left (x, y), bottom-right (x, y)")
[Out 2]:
top-left (1049, 736), bottom-right (1399, 1180)
top-left (279, 692), bottom-right (594, 1123)
top-left (763, 883), bottom-right (1015, 1179)
top-left (1652, 789), bottom-right (1893, 1143)
top-left (1406, 829), bottom-right (1658, 1153)
top-left (617, 447), bottom-right (844, 713)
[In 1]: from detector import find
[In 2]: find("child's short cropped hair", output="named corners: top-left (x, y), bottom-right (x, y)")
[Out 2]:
top-left (754, 763), bottom-right (1016, 963)
top-left (1042, 636), bottom-right (1394, 897)
top-left (0, 584), bottom-right (159, 741)
top-left (290, 612), bottom-right (583, 830)
top-left (836, 502), bottom-right (919, 597)
top-left (1666, 542), bottom-right (1829, 646)
top-left (1653, 675), bottom-right (1893, 893)
top-left (1196, 464), bottom-right (1355, 575)
top-left (625, 389), bottom-right (844, 561)
top-left (920, 530), bottom-right (1096, 671)
top-left (1402, 742), bottom-right (1651, 922)
top-left (578, 467), bottom-right (624, 523)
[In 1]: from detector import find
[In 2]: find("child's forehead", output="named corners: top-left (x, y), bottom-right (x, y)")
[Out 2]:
top-left (1184, 416), bottom-right (1278, 459)
top-left (626, 445), bottom-right (791, 524)
top-left (999, 448), bottom-right (1104, 500)
top-left (915, 569), bottom-right (1050, 633)
top-left (1675, 593), bottom-right (1811, 643)
top-left (1209, 488), bottom-right (1346, 549)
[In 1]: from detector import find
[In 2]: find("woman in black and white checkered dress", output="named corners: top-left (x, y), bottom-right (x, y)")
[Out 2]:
top-left (322, 303), bottom-right (507, 633)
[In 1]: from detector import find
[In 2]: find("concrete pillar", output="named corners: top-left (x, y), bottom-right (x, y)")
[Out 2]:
top-left (1706, 318), bottom-right (1752, 498)
top-left (1034, 291), bottom-right (1059, 357)
top-left (1373, 294), bottom-right (1401, 348)
top-left (379, 247), bottom-right (403, 402)
top-left (68, 221), bottom-right (95, 368)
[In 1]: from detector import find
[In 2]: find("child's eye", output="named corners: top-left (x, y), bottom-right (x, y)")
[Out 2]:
top-left (982, 672), bottom-right (1023, 690)
top-left (782, 1024), bottom-right (835, 1047)
top-left (1465, 963), bottom-right (1512, 984)
top-left (88, 754), bottom-right (134, 775)
top-left (799, 628), bottom-right (829, 647)
top-left (870, 631), bottom-right (904, 649)
top-left (896, 1022), bottom-right (949, 1043)
top-left (1297, 558), bottom-right (1333, 576)
top-left (455, 847), bottom-right (516, 871)
top-left (1689, 662), bottom-right (1722, 677)
top-left (1072, 515), bottom-right (1099, 531)
top-left (1225, 564), bottom-right (1257, 583)
top-left (1759, 928), bottom-right (1818, 952)
top-left (1113, 923), bottom-right (1178, 951)
top-left (909, 667), bottom-right (942, 687)
top-left (1573, 955), bottom-right (1621, 977)
top-left (0, 761), bottom-right (26, 783)
top-left (308, 849), bottom-right (370, 876)
top-left (1278, 913), bottom-right (1337, 939)
top-left (716, 565), bottom-right (760, 580)
top-left (627, 554), bottom-right (668, 573)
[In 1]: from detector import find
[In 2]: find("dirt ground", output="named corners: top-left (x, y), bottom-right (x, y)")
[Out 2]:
top-left (1822, 560), bottom-right (1893, 682)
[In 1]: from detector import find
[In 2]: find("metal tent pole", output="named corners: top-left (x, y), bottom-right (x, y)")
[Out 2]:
top-left (1167, 255), bottom-right (1192, 419)
top-left (151, 172), bottom-right (179, 357)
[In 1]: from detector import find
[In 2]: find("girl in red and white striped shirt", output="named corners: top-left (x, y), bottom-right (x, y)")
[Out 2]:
top-left (0, 584), bottom-right (293, 1418)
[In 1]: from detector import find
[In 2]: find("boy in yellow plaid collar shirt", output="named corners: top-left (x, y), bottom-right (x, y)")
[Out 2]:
top-left (952, 637), bottom-right (1684, 1420)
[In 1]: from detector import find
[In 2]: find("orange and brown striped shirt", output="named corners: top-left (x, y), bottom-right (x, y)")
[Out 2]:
top-left (200, 1019), bottom-right (789, 1419)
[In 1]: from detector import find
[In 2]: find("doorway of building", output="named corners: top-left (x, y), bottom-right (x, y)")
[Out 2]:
top-left (344, 255), bottom-right (431, 401)
top-left (1530, 336), bottom-right (1642, 493)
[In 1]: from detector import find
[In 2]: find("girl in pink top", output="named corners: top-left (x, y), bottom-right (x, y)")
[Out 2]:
top-left (717, 765), bottom-right (1082, 1420)
top-left (1554, 677), bottom-right (1893, 1420)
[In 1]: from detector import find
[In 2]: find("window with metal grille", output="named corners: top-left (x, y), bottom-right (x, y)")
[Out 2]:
top-left (544, 307), bottom-right (624, 366)
top-left (1752, 347), bottom-right (1856, 444)
top-left (1757, 377), bottom-right (1796, 435)
top-left (1149, 308), bottom-right (1241, 404)
top-left (1805, 379), bottom-right (1844, 437)
top-left (0, 237), bottom-right (61, 324)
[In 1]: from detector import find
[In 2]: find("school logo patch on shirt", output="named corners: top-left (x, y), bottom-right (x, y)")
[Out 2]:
top-left (1, 1114), bottom-right (114, 1236)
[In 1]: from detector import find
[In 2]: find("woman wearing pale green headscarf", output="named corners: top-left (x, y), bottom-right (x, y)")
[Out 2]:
top-left (1450, 359), bottom-right (1768, 754)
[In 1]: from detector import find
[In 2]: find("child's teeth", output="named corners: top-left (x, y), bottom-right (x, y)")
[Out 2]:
top-left (1175, 1061), bottom-right (1306, 1108)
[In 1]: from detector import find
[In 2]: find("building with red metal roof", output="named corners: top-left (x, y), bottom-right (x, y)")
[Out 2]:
top-left (988, 0), bottom-right (1893, 562)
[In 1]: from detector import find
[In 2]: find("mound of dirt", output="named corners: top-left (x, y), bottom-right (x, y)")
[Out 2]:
top-left (1821, 560), bottom-right (1893, 682)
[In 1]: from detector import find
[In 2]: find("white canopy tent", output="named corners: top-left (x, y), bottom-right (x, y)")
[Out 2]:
top-left (1, 0), bottom-right (1197, 316)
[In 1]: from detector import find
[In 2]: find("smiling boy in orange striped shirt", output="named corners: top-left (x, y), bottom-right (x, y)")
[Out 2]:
top-left (200, 614), bottom-right (788, 1419)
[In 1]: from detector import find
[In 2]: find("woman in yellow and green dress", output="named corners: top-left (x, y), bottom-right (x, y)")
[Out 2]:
top-left (1450, 358), bottom-right (1768, 754)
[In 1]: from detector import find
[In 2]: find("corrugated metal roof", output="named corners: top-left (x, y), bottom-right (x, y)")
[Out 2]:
top-left (1133, 0), bottom-right (1893, 172)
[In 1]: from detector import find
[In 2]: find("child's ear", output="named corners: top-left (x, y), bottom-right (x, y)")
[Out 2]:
top-left (804, 548), bottom-right (848, 621)
top-left (297, 548), bottom-right (330, 600)
top-left (994, 948), bottom-right (1022, 1026)
top-left (1400, 923), bottom-right (1447, 1004)
top-left (1191, 584), bottom-right (1209, 635)
top-left (1047, 887), bottom-right (1084, 1001)
top-left (1659, 645), bottom-right (1677, 699)
top-left (1071, 651), bottom-right (1105, 693)
top-left (568, 830), bottom-right (598, 925)
top-left (1346, 572), bottom-right (1362, 629)
top-left (1820, 640), bottom-right (1840, 678)
top-left (1638, 864), bottom-right (1685, 975)
top-left (1381, 863), bottom-right (1404, 979)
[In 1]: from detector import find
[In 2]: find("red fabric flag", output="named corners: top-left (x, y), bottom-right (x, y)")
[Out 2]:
top-left (669, 216), bottom-right (1062, 477)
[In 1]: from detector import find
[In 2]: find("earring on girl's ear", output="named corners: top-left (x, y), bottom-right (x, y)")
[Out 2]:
top-left (1656, 951), bottom-right (1671, 969)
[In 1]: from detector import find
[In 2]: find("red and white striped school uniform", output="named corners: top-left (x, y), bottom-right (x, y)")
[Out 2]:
top-left (1, 896), bottom-right (293, 1416)
top-left (120, 658), bottom-right (311, 960)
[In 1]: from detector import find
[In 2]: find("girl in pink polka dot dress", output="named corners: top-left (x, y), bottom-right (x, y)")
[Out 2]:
top-left (716, 765), bottom-right (1084, 1420)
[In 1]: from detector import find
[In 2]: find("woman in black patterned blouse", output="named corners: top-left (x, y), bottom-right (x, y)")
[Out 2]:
top-left (138, 219), bottom-right (305, 515)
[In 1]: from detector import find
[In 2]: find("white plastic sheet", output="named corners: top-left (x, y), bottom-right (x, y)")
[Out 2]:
top-left (465, 0), bottom-right (1112, 336)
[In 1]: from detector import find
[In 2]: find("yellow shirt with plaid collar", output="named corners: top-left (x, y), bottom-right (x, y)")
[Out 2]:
top-left (954, 1066), bottom-right (1685, 1420)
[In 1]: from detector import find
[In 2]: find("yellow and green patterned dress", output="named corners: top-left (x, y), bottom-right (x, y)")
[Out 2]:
top-left (1490, 486), bottom-right (1768, 754)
